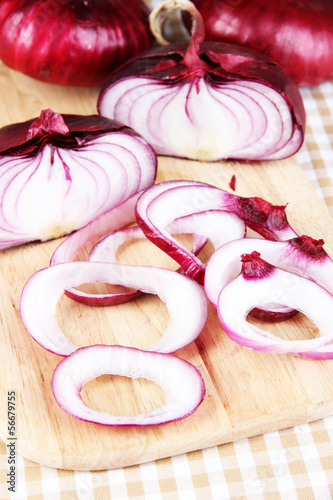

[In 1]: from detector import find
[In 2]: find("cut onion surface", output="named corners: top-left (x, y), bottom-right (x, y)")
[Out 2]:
top-left (0, 110), bottom-right (157, 250)
top-left (98, 0), bottom-right (305, 162)
top-left (52, 344), bottom-right (206, 426)
top-left (0, 0), bottom-right (153, 86)
top-left (217, 251), bottom-right (333, 354)
top-left (135, 179), bottom-right (297, 285)
top-left (20, 261), bottom-right (208, 356)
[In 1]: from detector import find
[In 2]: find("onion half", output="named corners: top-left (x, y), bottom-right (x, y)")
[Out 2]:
top-left (20, 261), bottom-right (208, 356)
top-left (98, 0), bottom-right (305, 162)
top-left (52, 344), bottom-right (206, 426)
top-left (0, 110), bottom-right (156, 249)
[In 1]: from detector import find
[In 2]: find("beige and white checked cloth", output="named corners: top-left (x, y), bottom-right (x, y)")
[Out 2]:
top-left (1, 82), bottom-right (333, 500)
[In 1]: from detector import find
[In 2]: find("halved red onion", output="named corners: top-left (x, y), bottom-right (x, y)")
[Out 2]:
top-left (0, 110), bottom-right (156, 249)
top-left (0, 0), bottom-right (153, 86)
top-left (135, 179), bottom-right (297, 284)
top-left (52, 345), bottom-right (206, 426)
top-left (98, 0), bottom-right (305, 161)
top-left (192, 0), bottom-right (333, 87)
top-left (20, 261), bottom-right (208, 356)
top-left (217, 252), bottom-right (333, 354)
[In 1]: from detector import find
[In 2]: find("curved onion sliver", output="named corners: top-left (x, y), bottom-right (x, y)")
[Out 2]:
top-left (135, 179), bottom-right (297, 285)
top-left (217, 252), bottom-right (333, 354)
top-left (20, 261), bottom-right (208, 356)
top-left (52, 344), bottom-right (206, 426)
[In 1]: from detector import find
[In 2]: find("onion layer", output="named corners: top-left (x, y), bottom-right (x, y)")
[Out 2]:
top-left (135, 179), bottom-right (297, 285)
top-left (0, 110), bottom-right (156, 249)
top-left (67, 210), bottom-right (243, 306)
top-left (205, 235), bottom-right (333, 308)
top-left (52, 345), bottom-right (206, 426)
top-left (98, 0), bottom-right (305, 161)
top-left (20, 261), bottom-right (208, 356)
top-left (217, 252), bottom-right (333, 354)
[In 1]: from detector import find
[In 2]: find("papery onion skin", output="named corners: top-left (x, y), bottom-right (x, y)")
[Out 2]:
top-left (0, 0), bottom-right (153, 86)
top-left (0, 109), bottom-right (157, 249)
top-left (52, 344), bottom-right (206, 426)
top-left (98, 38), bottom-right (306, 161)
top-left (191, 0), bottom-right (333, 87)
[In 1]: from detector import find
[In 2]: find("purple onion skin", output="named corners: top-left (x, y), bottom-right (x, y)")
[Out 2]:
top-left (0, 111), bottom-right (143, 156)
top-left (0, 0), bottom-right (153, 86)
top-left (191, 0), bottom-right (333, 87)
top-left (98, 41), bottom-right (306, 142)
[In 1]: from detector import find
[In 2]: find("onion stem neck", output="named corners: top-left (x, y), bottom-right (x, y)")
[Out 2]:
top-left (149, 0), bottom-right (207, 71)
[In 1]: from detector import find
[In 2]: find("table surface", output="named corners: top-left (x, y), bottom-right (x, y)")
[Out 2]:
top-left (1, 71), bottom-right (333, 500)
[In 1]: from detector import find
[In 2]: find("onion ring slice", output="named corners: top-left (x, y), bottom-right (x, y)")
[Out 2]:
top-left (20, 261), bottom-right (208, 356)
top-left (52, 344), bottom-right (206, 426)
top-left (217, 253), bottom-right (333, 354)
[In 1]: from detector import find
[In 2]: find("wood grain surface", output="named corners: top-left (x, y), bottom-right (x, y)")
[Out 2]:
top-left (1, 63), bottom-right (333, 471)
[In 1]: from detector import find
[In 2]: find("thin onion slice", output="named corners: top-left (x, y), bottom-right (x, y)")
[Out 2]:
top-left (205, 235), bottom-right (333, 308)
top-left (135, 179), bottom-right (297, 285)
top-left (20, 261), bottom-right (208, 356)
top-left (71, 209), bottom-right (244, 306)
top-left (52, 344), bottom-right (206, 426)
top-left (217, 252), bottom-right (333, 354)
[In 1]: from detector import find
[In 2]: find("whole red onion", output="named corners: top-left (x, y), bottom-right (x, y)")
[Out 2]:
top-left (0, 0), bottom-right (153, 86)
top-left (191, 0), bottom-right (333, 87)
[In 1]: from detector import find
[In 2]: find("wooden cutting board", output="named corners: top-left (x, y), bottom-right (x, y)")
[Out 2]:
top-left (1, 64), bottom-right (333, 471)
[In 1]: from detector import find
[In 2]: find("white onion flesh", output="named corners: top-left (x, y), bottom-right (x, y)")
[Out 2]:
top-left (217, 265), bottom-right (333, 354)
top-left (20, 261), bottom-right (208, 356)
top-left (99, 76), bottom-right (303, 161)
top-left (52, 344), bottom-right (206, 426)
top-left (0, 133), bottom-right (156, 249)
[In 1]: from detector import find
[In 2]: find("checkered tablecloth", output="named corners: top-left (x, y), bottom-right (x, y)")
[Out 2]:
top-left (1, 81), bottom-right (333, 500)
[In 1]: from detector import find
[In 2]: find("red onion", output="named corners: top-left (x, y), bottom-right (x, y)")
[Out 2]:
top-left (61, 218), bottom-right (208, 307)
top-left (135, 179), bottom-right (297, 285)
top-left (192, 0), bottom-right (333, 87)
top-left (98, 0), bottom-right (305, 162)
top-left (205, 235), bottom-right (333, 310)
top-left (216, 251), bottom-right (333, 355)
top-left (52, 345), bottom-right (206, 426)
top-left (67, 210), bottom-right (243, 306)
top-left (0, 0), bottom-right (153, 86)
top-left (20, 261), bottom-right (208, 356)
top-left (0, 109), bottom-right (156, 249)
